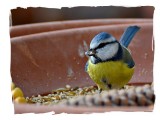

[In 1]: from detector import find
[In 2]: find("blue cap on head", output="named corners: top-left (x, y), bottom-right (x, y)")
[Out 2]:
top-left (90, 32), bottom-right (116, 49)
top-left (91, 32), bottom-right (111, 42)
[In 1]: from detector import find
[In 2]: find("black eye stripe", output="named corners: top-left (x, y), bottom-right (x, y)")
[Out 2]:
top-left (95, 41), bottom-right (117, 50)
top-left (97, 43), bottom-right (107, 49)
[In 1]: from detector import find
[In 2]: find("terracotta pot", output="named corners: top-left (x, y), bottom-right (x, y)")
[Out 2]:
top-left (10, 19), bottom-right (153, 113)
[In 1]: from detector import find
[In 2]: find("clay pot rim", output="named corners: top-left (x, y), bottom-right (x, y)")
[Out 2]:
top-left (10, 18), bottom-right (152, 38)
top-left (11, 22), bottom-right (152, 41)
top-left (11, 18), bottom-right (152, 27)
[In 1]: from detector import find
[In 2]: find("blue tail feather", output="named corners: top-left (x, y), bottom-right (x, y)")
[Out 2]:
top-left (119, 26), bottom-right (140, 48)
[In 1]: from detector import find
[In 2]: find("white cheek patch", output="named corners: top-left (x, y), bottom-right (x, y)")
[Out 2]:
top-left (96, 43), bottom-right (119, 61)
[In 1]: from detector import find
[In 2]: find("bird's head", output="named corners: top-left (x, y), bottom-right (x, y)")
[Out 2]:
top-left (85, 32), bottom-right (121, 64)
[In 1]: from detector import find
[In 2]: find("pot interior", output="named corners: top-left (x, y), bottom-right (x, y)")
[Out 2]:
top-left (11, 20), bottom-right (153, 97)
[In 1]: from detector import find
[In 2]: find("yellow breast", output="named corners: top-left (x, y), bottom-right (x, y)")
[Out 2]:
top-left (87, 60), bottom-right (134, 90)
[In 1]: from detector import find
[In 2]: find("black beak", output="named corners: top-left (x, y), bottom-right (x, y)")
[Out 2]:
top-left (85, 49), bottom-right (96, 56)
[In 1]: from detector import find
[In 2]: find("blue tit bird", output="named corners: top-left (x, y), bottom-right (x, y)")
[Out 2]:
top-left (85, 26), bottom-right (140, 92)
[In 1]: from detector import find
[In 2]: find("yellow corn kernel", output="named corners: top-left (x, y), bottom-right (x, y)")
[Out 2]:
top-left (12, 87), bottom-right (24, 99)
top-left (14, 97), bottom-right (26, 103)
top-left (11, 82), bottom-right (16, 90)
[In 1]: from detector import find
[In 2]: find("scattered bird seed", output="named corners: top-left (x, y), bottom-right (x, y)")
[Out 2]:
top-left (26, 84), bottom-right (155, 107)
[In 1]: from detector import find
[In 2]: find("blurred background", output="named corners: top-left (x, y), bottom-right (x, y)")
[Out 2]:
top-left (11, 6), bottom-right (154, 26)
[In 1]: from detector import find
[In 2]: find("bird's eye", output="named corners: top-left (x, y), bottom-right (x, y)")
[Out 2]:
top-left (96, 43), bottom-right (107, 49)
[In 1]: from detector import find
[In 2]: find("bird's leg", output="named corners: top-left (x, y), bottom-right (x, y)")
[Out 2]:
top-left (107, 83), bottom-right (112, 89)
top-left (96, 84), bottom-right (102, 93)
top-left (98, 88), bottom-right (102, 93)
top-left (101, 78), bottom-right (112, 90)
top-left (121, 86), bottom-right (125, 89)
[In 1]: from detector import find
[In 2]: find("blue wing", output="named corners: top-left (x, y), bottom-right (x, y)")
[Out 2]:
top-left (85, 61), bottom-right (89, 72)
top-left (122, 46), bottom-right (135, 68)
top-left (119, 26), bottom-right (140, 48)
